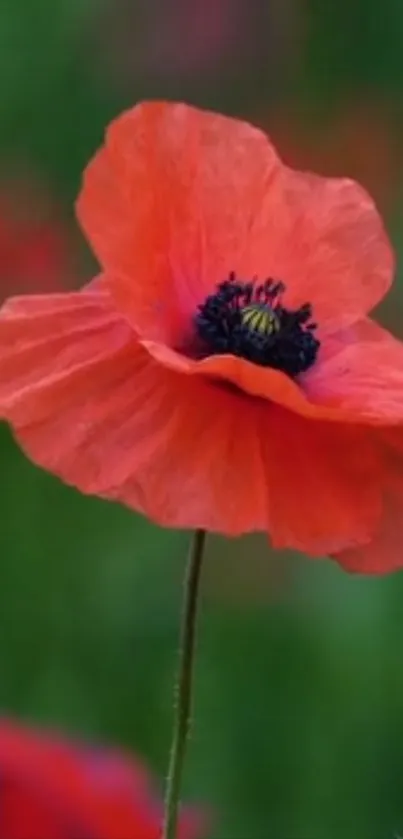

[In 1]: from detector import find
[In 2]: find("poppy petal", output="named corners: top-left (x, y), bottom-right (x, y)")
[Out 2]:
top-left (304, 319), bottom-right (403, 424)
top-left (0, 290), bottom-right (131, 421)
top-left (0, 289), bottom-right (381, 551)
top-left (77, 101), bottom-right (281, 346)
top-left (141, 337), bottom-right (326, 418)
top-left (77, 101), bottom-right (393, 348)
top-left (317, 316), bottom-right (396, 361)
top-left (0, 719), bottom-right (201, 839)
top-left (140, 337), bottom-right (388, 426)
top-left (0, 302), bottom-right (270, 534)
top-left (269, 167), bottom-right (394, 332)
top-left (259, 409), bottom-right (381, 555)
top-left (0, 287), bottom-right (267, 532)
top-left (96, 400), bottom-right (381, 554)
top-left (334, 431), bottom-right (403, 573)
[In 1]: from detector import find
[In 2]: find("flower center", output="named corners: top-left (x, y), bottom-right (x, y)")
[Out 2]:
top-left (195, 272), bottom-right (320, 377)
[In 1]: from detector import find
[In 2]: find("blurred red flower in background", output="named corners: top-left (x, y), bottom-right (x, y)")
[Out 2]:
top-left (0, 102), bottom-right (403, 572)
top-left (0, 174), bottom-right (74, 302)
top-left (0, 718), bottom-right (199, 839)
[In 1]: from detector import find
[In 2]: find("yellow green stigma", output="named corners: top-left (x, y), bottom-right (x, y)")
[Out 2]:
top-left (240, 303), bottom-right (280, 336)
top-left (195, 273), bottom-right (320, 377)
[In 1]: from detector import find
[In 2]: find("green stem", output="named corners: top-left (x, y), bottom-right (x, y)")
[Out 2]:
top-left (161, 529), bottom-right (206, 839)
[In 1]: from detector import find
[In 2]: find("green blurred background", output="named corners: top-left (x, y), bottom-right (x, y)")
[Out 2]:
top-left (1, 1), bottom-right (403, 836)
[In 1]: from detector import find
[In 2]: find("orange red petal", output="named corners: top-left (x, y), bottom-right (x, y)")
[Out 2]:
top-left (141, 318), bottom-right (403, 427)
top-left (305, 320), bottom-right (403, 424)
top-left (333, 429), bottom-right (403, 573)
top-left (77, 102), bottom-right (281, 345)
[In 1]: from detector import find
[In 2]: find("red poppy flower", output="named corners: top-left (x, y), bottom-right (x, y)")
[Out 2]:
top-left (0, 718), bottom-right (199, 839)
top-left (0, 101), bottom-right (401, 572)
top-left (0, 179), bottom-right (74, 302)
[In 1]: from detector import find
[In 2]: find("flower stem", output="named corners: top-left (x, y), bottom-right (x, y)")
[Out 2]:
top-left (161, 529), bottom-right (206, 839)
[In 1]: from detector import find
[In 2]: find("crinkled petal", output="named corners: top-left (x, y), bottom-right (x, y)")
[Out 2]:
top-left (334, 429), bottom-right (403, 574)
top-left (77, 101), bottom-right (393, 347)
top-left (109, 403), bottom-right (381, 554)
top-left (0, 292), bottom-right (271, 534)
top-left (260, 410), bottom-right (381, 555)
top-left (0, 291), bottom-right (131, 419)
top-left (0, 289), bottom-right (381, 552)
top-left (318, 316), bottom-right (397, 361)
top-left (304, 319), bottom-right (403, 425)
top-left (269, 168), bottom-right (394, 333)
top-left (141, 335), bottom-right (403, 426)
top-left (141, 338), bottom-right (328, 419)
